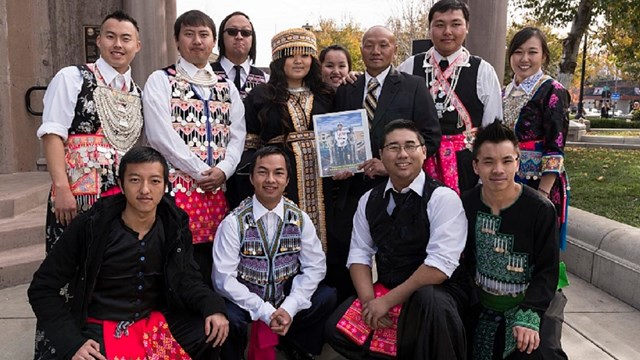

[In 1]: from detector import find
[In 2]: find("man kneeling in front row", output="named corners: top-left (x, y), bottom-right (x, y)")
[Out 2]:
top-left (325, 119), bottom-right (470, 359)
top-left (29, 146), bottom-right (228, 360)
top-left (213, 146), bottom-right (337, 360)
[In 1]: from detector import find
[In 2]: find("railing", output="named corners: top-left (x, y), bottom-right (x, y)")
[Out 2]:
top-left (25, 86), bottom-right (47, 116)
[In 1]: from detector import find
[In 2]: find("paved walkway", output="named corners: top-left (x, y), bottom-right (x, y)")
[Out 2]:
top-left (2, 273), bottom-right (639, 359)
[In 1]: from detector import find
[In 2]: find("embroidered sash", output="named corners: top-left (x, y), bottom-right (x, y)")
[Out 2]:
top-left (422, 133), bottom-right (468, 195)
top-left (426, 49), bottom-right (474, 144)
top-left (87, 311), bottom-right (190, 360)
top-left (58, 133), bottom-right (121, 212)
top-left (336, 283), bottom-right (403, 357)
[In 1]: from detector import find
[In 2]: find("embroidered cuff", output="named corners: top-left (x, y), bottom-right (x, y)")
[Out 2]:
top-left (541, 155), bottom-right (564, 174)
top-left (244, 133), bottom-right (261, 150)
top-left (513, 308), bottom-right (540, 332)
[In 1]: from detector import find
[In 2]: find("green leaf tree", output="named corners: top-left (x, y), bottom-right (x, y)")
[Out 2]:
top-left (313, 18), bottom-right (365, 72)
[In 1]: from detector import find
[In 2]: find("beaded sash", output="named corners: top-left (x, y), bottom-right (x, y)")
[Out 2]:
top-left (58, 133), bottom-right (119, 212)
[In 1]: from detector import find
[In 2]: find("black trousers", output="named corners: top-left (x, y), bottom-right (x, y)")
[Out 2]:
top-left (538, 290), bottom-right (569, 360)
top-left (165, 309), bottom-right (222, 360)
top-left (220, 283), bottom-right (337, 360)
top-left (325, 284), bottom-right (467, 360)
top-left (193, 242), bottom-right (214, 290)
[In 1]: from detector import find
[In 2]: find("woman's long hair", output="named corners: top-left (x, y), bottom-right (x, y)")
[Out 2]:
top-left (258, 56), bottom-right (333, 137)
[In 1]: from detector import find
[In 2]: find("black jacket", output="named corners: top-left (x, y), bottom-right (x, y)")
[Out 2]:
top-left (28, 194), bottom-right (226, 359)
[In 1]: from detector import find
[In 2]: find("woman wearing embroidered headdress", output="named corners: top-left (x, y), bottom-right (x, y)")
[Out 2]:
top-left (502, 26), bottom-right (571, 360)
top-left (241, 28), bottom-right (334, 250)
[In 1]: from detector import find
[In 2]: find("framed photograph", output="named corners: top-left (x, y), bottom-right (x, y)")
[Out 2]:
top-left (313, 109), bottom-right (372, 178)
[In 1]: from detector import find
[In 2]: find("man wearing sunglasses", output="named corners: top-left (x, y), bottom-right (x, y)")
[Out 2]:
top-left (212, 11), bottom-right (269, 99)
top-left (212, 11), bottom-right (269, 211)
top-left (326, 119), bottom-right (469, 359)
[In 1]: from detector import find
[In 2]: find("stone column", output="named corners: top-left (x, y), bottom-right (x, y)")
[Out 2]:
top-left (464, 0), bottom-right (508, 84)
top-left (165, 0), bottom-right (178, 63)
top-left (124, 0), bottom-right (176, 87)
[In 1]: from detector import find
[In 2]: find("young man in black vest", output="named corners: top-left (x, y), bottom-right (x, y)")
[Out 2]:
top-left (398, 0), bottom-right (502, 195)
top-left (325, 119), bottom-right (469, 359)
top-left (327, 25), bottom-right (441, 303)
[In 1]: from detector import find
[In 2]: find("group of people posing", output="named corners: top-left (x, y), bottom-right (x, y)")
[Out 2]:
top-left (28, 0), bottom-right (571, 359)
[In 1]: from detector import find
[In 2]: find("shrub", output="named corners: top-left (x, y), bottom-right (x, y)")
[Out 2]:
top-left (588, 118), bottom-right (640, 129)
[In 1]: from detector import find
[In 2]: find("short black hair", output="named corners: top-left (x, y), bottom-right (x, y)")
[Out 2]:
top-left (472, 120), bottom-right (520, 160)
top-left (249, 146), bottom-right (291, 178)
top-left (118, 146), bottom-right (169, 185)
top-left (174, 10), bottom-right (216, 41)
top-left (381, 119), bottom-right (425, 149)
top-left (101, 10), bottom-right (139, 33)
top-left (508, 27), bottom-right (551, 69)
top-left (218, 11), bottom-right (257, 63)
top-left (319, 45), bottom-right (353, 72)
top-left (428, 0), bottom-right (470, 25)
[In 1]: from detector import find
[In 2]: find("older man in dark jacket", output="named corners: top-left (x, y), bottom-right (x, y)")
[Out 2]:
top-left (29, 146), bottom-right (228, 360)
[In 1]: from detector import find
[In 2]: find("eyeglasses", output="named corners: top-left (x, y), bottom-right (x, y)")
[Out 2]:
top-left (382, 143), bottom-right (423, 153)
top-left (224, 28), bottom-right (253, 37)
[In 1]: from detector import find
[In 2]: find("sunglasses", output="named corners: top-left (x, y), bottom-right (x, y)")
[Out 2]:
top-left (224, 28), bottom-right (253, 37)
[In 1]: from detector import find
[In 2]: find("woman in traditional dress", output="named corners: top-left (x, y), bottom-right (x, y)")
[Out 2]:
top-left (242, 28), bottom-right (334, 249)
top-left (502, 27), bottom-right (571, 360)
top-left (319, 44), bottom-right (352, 89)
top-left (503, 27), bottom-right (570, 245)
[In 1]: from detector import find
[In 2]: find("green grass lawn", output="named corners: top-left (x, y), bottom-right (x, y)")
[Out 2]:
top-left (565, 147), bottom-right (640, 227)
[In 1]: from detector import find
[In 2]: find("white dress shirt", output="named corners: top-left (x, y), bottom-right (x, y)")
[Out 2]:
top-left (398, 47), bottom-right (503, 127)
top-left (143, 58), bottom-right (246, 181)
top-left (213, 196), bottom-right (326, 325)
top-left (362, 65), bottom-right (392, 103)
top-left (218, 56), bottom-right (270, 87)
top-left (37, 57), bottom-right (136, 140)
top-left (347, 171), bottom-right (467, 278)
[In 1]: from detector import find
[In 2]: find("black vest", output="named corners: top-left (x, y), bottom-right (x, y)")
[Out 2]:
top-left (365, 177), bottom-right (443, 288)
top-left (211, 61), bottom-right (267, 99)
top-left (412, 53), bottom-right (484, 135)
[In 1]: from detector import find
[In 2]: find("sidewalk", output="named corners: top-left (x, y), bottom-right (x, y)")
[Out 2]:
top-left (2, 273), bottom-right (639, 359)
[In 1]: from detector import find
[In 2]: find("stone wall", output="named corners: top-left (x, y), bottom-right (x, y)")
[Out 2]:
top-left (0, 0), bottom-right (176, 174)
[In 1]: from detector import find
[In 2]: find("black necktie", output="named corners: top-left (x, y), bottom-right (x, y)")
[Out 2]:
top-left (233, 65), bottom-right (242, 91)
top-left (390, 191), bottom-right (410, 217)
top-left (439, 59), bottom-right (449, 71)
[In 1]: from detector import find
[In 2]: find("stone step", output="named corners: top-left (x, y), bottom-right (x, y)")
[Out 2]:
top-left (566, 141), bottom-right (640, 150)
top-left (0, 172), bottom-right (50, 219)
top-left (0, 244), bottom-right (44, 289)
top-left (0, 206), bottom-right (46, 252)
top-left (581, 135), bottom-right (640, 144)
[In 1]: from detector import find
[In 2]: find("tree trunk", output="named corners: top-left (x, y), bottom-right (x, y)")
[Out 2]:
top-left (557, 0), bottom-right (594, 88)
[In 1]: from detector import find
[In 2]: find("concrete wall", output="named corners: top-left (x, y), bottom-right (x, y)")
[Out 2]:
top-left (565, 207), bottom-right (640, 310)
top-left (0, 0), bottom-right (53, 173)
top-left (48, 1), bottom-right (122, 72)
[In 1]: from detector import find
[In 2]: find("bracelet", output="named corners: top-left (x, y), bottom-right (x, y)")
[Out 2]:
top-left (538, 188), bottom-right (550, 197)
